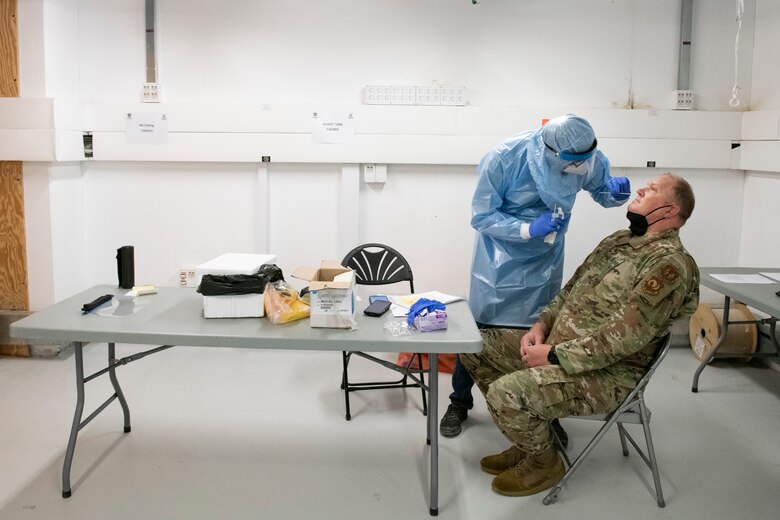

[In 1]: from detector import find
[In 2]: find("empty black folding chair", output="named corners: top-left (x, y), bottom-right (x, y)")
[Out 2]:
top-left (339, 243), bottom-right (427, 420)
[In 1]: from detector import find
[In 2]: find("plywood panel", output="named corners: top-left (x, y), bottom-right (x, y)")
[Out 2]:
top-left (0, 345), bottom-right (30, 356)
top-left (0, 161), bottom-right (28, 310)
top-left (0, 0), bottom-right (19, 97)
top-left (0, 162), bottom-right (29, 356)
top-left (0, 310), bottom-right (31, 357)
top-left (1, 0), bottom-right (28, 356)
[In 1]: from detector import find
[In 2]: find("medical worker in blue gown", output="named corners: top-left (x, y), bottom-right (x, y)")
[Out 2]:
top-left (440, 114), bottom-right (631, 438)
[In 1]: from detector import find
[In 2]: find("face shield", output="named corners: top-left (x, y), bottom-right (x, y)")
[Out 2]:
top-left (525, 115), bottom-right (602, 213)
top-left (543, 138), bottom-right (598, 175)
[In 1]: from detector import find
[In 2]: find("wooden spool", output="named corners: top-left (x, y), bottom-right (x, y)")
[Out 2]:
top-left (688, 303), bottom-right (758, 362)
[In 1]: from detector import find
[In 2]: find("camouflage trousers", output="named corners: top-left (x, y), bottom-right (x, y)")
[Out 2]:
top-left (460, 328), bottom-right (632, 454)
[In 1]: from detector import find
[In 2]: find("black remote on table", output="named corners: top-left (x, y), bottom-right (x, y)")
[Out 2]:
top-left (81, 294), bottom-right (113, 314)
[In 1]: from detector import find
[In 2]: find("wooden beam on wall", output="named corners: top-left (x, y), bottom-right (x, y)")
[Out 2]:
top-left (0, 161), bottom-right (27, 309)
top-left (0, 0), bottom-right (19, 97)
top-left (1, 0), bottom-right (30, 356)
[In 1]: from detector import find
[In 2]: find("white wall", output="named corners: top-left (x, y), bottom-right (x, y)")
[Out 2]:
top-left (22, 162), bottom-right (85, 309)
top-left (72, 161), bottom-right (744, 302)
top-left (22, 163), bottom-right (55, 309)
top-left (15, 0), bottom-right (780, 309)
top-left (73, 0), bottom-right (755, 111)
top-left (17, 0), bottom-right (46, 98)
top-left (740, 0), bottom-right (780, 272)
top-left (739, 173), bottom-right (780, 267)
top-left (47, 163), bottom-right (86, 300)
top-left (42, 0), bottom-right (79, 101)
top-left (749, 0), bottom-right (780, 109)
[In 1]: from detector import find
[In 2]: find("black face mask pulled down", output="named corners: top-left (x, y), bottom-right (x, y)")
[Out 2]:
top-left (626, 205), bottom-right (672, 236)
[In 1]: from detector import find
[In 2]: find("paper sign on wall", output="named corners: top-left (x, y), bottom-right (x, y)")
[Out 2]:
top-left (311, 112), bottom-right (354, 144)
top-left (125, 113), bottom-right (168, 145)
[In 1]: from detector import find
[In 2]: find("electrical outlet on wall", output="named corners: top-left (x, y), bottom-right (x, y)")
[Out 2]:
top-left (374, 164), bottom-right (387, 183)
top-left (363, 164), bottom-right (386, 184)
top-left (363, 163), bottom-right (376, 182)
top-left (673, 90), bottom-right (693, 110)
top-left (143, 82), bottom-right (160, 103)
top-left (364, 85), bottom-right (465, 106)
top-left (179, 268), bottom-right (196, 287)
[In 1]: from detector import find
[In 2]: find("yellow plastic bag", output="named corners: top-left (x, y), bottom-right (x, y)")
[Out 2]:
top-left (264, 280), bottom-right (310, 324)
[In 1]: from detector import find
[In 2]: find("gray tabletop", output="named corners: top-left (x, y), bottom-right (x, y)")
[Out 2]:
top-left (699, 267), bottom-right (780, 318)
top-left (11, 285), bottom-right (483, 353)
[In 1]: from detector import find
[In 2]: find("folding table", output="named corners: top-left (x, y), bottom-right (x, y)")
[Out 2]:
top-left (11, 285), bottom-right (482, 516)
top-left (692, 267), bottom-right (780, 392)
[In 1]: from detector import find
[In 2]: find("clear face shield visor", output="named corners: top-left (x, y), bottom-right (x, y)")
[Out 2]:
top-left (544, 139), bottom-right (598, 175)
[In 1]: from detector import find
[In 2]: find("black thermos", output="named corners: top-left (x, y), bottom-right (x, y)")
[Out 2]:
top-left (116, 246), bottom-right (135, 289)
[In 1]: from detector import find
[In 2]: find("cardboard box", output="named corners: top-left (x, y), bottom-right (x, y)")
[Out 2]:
top-left (196, 253), bottom-right (277, 318)
top-left (292, 260), bottom-right (356, 328)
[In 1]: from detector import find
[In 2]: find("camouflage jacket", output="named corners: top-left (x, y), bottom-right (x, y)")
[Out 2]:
top-left (537, 228), bottom-right (699, 385)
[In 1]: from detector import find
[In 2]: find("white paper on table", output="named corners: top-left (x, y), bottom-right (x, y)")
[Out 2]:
top-left (389, 304), bottom-right (410, 318)
top-left (758, 272), bottom-right (780, 282)
top-left (388, 291), bottom-right (464, 317)
top-left (710, 273), bottom-right (776, 284)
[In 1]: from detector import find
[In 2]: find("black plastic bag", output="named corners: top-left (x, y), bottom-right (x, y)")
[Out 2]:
top-left (197, 264), bottom-right (284, 296)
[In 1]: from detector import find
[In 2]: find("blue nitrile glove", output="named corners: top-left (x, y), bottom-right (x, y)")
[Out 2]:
top-left (529, 213), bottom-right (564, 239)
top-left (607, 177), bottom-right (631, 201)
top-left (406, 298), bottom-right (446, 327)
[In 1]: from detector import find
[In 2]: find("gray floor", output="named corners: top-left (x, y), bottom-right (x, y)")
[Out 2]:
top-left (1, 343), bottom-right (779, 520)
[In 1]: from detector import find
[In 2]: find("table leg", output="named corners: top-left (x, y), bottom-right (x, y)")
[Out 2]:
top-left (770, 319), bottom-right (780, 356)
top-left (108, 343), bottom-right (132, 432)
top-left (62, 342), bottom-right (85, 498)
top-left (429, 353), bottom-right (439, 516)
top-left (692, 296), bottom-right (730, 392)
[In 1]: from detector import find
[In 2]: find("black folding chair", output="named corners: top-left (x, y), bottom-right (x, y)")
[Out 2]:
top-left (544, 333), bottom-right (673, 507)
top-left (339, 243), bottom-right (427, 420)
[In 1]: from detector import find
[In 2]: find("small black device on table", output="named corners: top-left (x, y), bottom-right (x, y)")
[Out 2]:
top-left (81, 294), bottom-right (113, 314)
top-left (364, 299), bottom-right (391, 316)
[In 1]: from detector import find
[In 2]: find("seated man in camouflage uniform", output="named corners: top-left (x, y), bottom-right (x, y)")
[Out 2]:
top-left (460, 173), bottom-right (700, 497)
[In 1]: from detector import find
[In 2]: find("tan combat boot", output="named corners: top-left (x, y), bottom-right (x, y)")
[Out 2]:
top-left (491, 444), bottom-right (565, 497)
top-left (480, 445), bottom-right (527, 475)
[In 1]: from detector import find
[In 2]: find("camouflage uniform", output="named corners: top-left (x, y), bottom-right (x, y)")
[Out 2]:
top-left (461, 228), bottom-right (699, 455)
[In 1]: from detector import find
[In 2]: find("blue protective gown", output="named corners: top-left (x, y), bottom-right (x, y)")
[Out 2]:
top-left (468, 129), bottom-right (625, 327)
